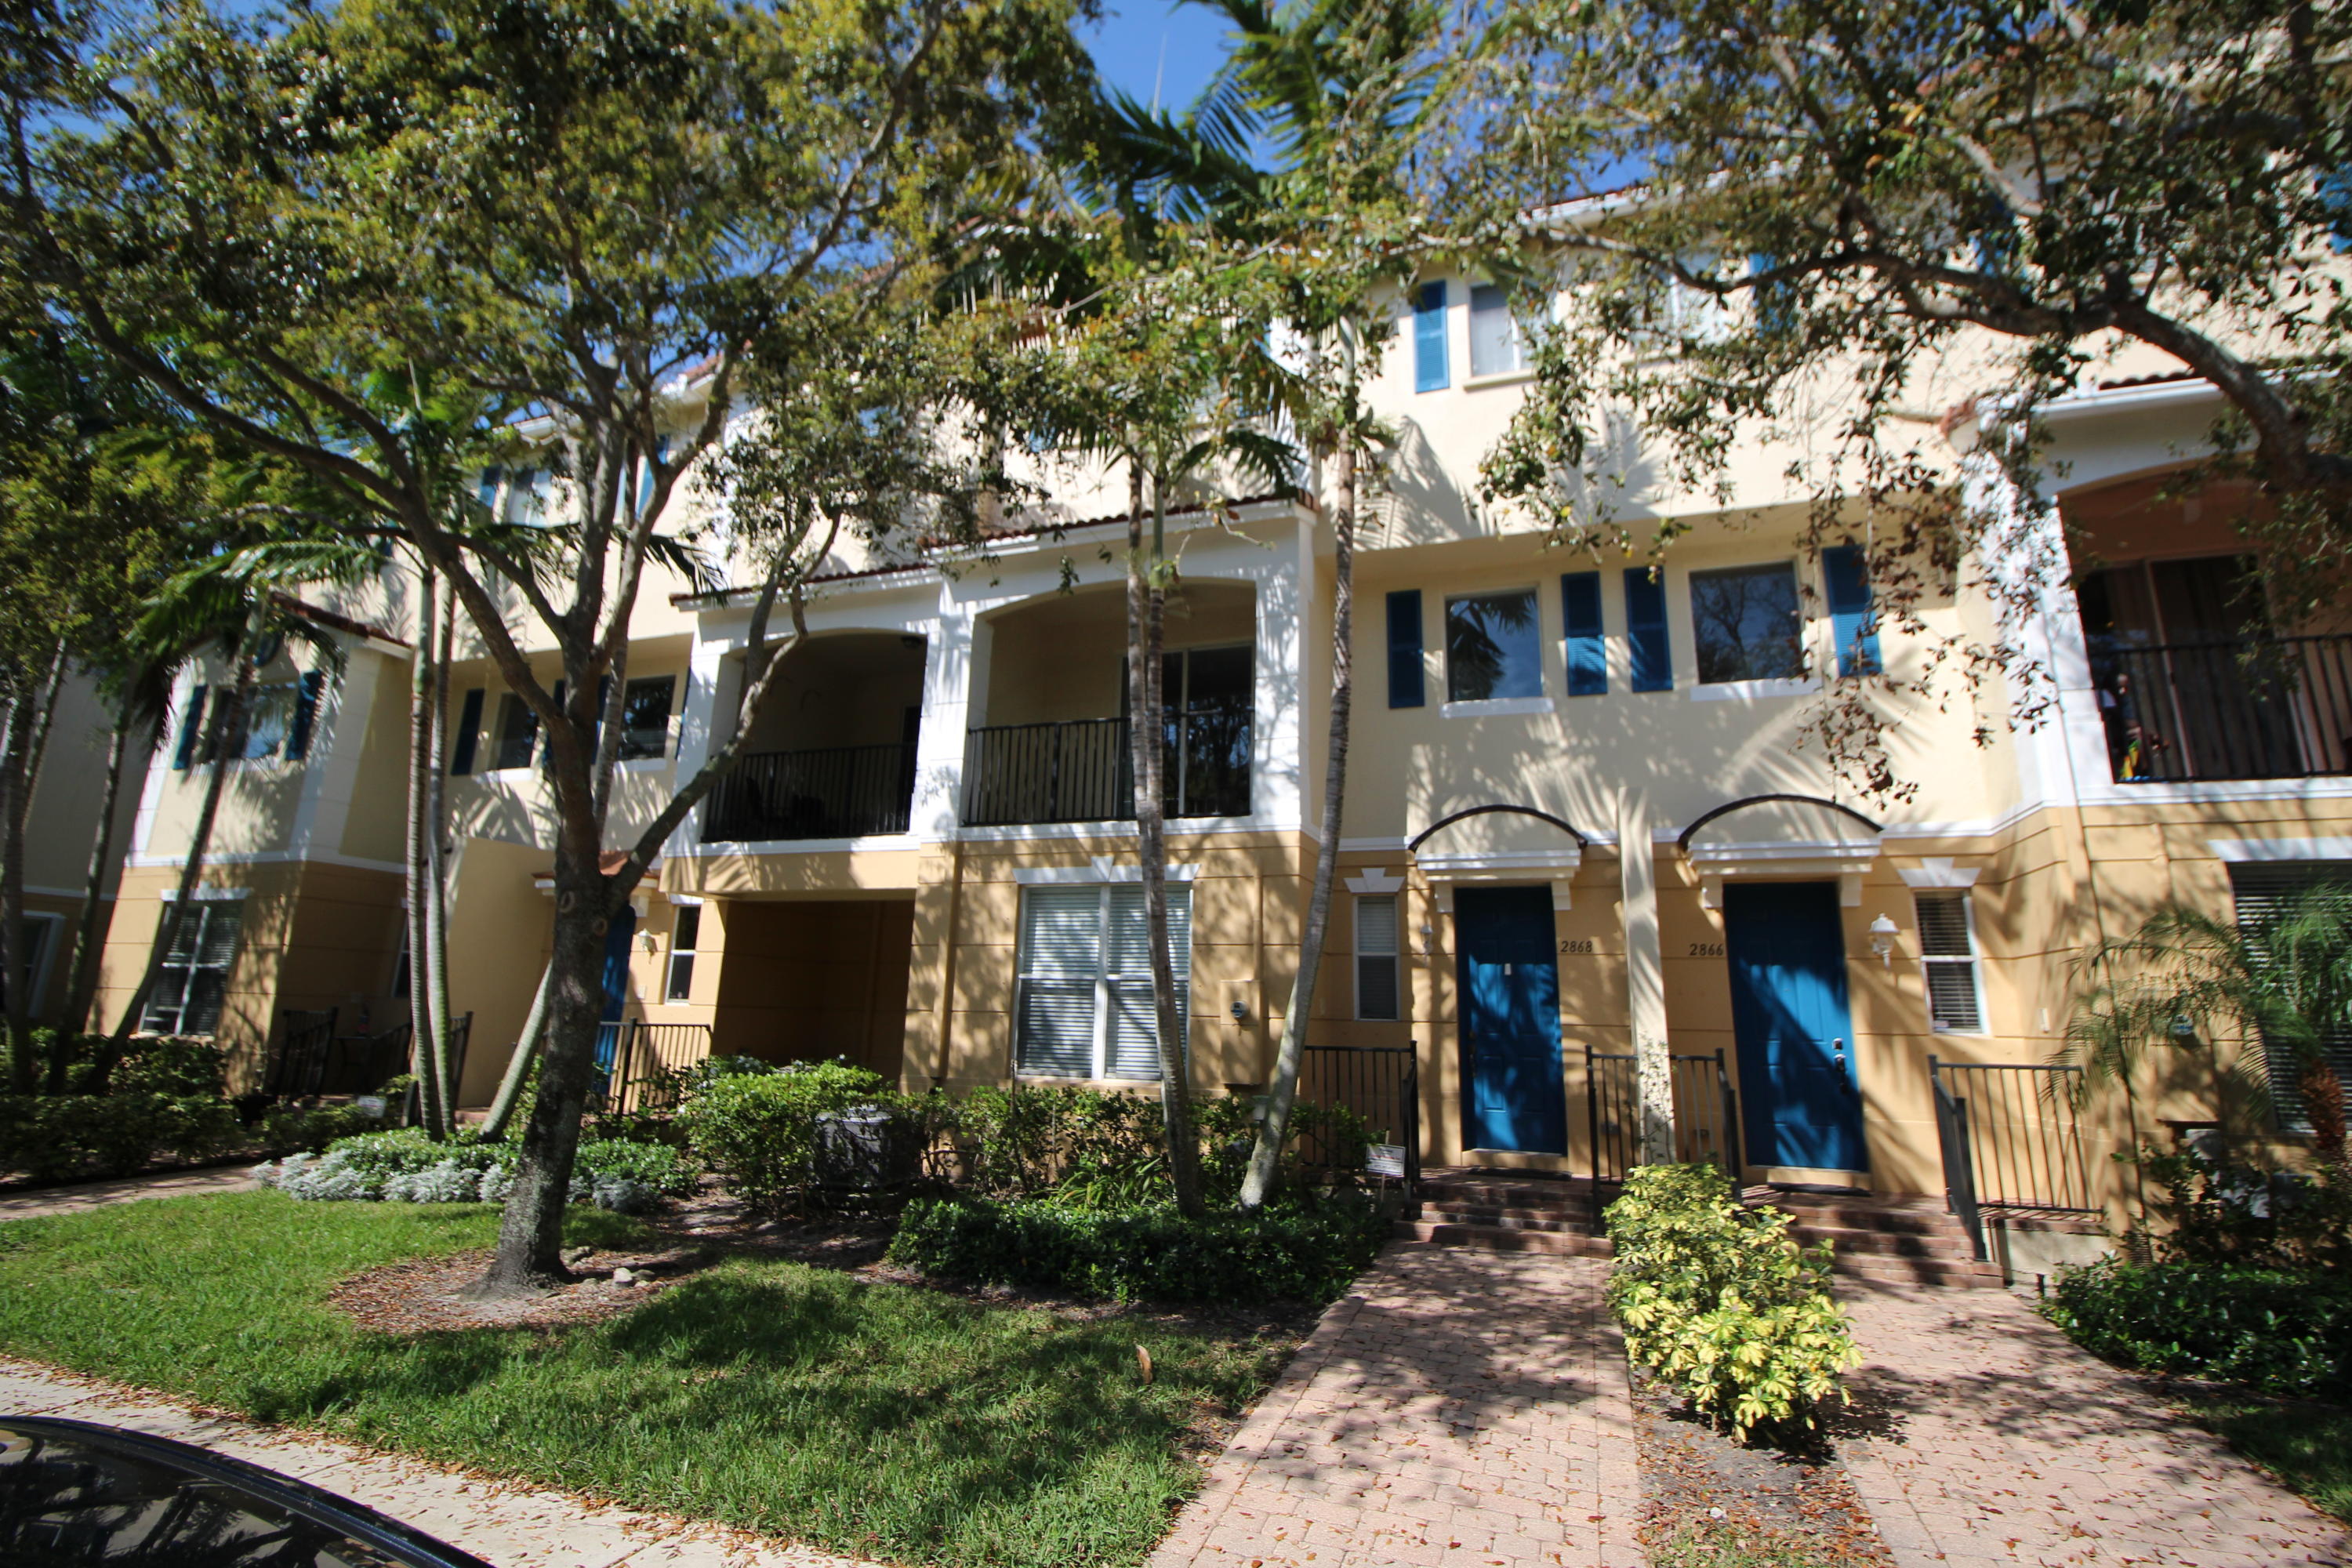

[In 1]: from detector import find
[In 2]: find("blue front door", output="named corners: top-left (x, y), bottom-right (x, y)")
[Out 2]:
top-left (1723, 882), bottom-right (1866, 1171)
top-left (593, 906), bottom-right (637, 1073)
top-left (1456, 885), bottom-right (1566, 1154)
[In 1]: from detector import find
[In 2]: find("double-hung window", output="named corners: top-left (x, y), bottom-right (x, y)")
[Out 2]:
top-left (666, 904), bottom-right (701, 1001)
top-left (1468, 285), bottom-right (1525, 378)
top-left (1445, 590), bottom-right (1543, 702)
top-left (2228, 862), bottom-right (2352, 1131)
top-left (141, 898), bottom-right (244, 1036)
top-left (1356, 895), bottom-right (1400, 1020)
top-left (1914, 893), bottom-right (1985, 1033)
top-left (1690, 563), bottom-right (1804, 683)
top-left (1016, 884), bottom-right (1192, 1080)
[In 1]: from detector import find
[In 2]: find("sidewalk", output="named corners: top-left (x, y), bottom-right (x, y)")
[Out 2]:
top-left (1148, 1243), bottom-right (1643, 1568)
top-left (0, 1358), bottom-right (877, 1568)
top-left (1838, 1279), bottom-right (2351, 1568)
top-left (0, 1163), bottom-right (263, 1221)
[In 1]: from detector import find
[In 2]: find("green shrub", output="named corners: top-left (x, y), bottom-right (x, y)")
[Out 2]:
top-left (2042, 1257), bottom-right (2352, 1398)
top-left (0, 1092), bottom-right (241, 1182)
top-left (942, 1083), bottom-right (1345, 1209)
top-left (108, 1037), bottom-right (231, 1098)
top-left (2130, 1142), bottom-right (2352, 1272)
top-left (1603, 1163), bottom-right (1859, 1440)
top-left (675, 1061), bottom-right (918, 1217)
top-left (888, 1192), bottom-right (1390, 1304)
top-left (260, 1127), bottom-right (697, 1211)
top-left (256, 1102), bottom-right (389, 1156)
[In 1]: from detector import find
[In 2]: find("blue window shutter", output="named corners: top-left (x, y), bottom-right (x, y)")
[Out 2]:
top-left (1386, 590), bottom-right (1425, 709)
top-left (286, 671), bottom-right (326, 761)
top-left (1413, 281), bottom-right (1448, 393)
top-left (451, 688), bottom-right (485, 775)
top-left (477, 466), bottom-right (503, 510)
top-left (1824, 545), bottom-right (1881, 677)
top-left (1561, 573), bottom-right (1606, 695)
top-left (172, 687), bottom-right (209, 770)
top-left (1750, 252), bottom-right (1792, 332)
top-left (1624, 568), bottom-right (1672, 692)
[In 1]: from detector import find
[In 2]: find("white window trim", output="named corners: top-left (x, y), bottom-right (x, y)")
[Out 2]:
top-left (1463, 368), bottom-right (1537, 390)
top-left (665, 902), bottom-right (701, 1003)
top-left (9, 910), bottom-right (64, 1018)
top-left (1014, 858), bottom-right (1201, 886)
top-left (1014, 882), bottom-right (1192, 1083)
top-left (1441, 695), bottom-right (1556, 718)
top-left (1354, 892), bottom-right (1401, 1021)
top-left (1687, 677), bottom-right (1820, 702)
top-left (1443, 587), bottom-right (1548, 710)
top-left (1917, 891), bottom-right (1991, 1036)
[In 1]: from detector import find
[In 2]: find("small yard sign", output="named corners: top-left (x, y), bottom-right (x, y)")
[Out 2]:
top-left (354, 1095), bottom-right (387, 1119)
top-left (1366, 1143), bottom-right (1407, 1178)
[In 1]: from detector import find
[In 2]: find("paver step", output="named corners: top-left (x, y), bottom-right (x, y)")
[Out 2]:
top-left (1417, 1205), bottom-right (1584, 1233)
top-left (1785, 1223), bottom-right (1977, 1260)
top-left (1831, 1251), bottom-right (2002, 1287)
top-left (1751, 1200), bottom-right (1960, 1235)
top-left (1393, 1219), bottom-right (1615, 1258)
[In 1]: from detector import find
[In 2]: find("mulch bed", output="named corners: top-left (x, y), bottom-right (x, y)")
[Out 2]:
top-left (1632, 1374), bottom-right (1894, 1568)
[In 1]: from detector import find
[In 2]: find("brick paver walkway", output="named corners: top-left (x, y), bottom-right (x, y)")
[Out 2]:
top-left (1838, 1279), bottom-right (2351, 1568)
top-left (0, 1358), bottom-right (876, 1567)
top-left (1149, 1243), bottom-right (1642, 1568)
top-left (0, 1162), bottom-right (261, 1220)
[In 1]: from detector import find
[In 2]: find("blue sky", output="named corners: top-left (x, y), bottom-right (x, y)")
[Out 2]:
top-left (1083, 0), bottom-right (1234, 114)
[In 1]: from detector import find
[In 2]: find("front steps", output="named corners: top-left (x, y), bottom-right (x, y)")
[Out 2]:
top-left (1396, 1168), bottom-right (2002, 1287)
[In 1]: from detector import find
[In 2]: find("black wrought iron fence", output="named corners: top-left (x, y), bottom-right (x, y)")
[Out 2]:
top-left (1586, 1045), bottom-right (1744, 1186)
top-left (702, 742), bottom-right (917, 842)
top-left (265, 1009), bottom-right (338, 1098)
top-left (1928, 1057), bottom-right (2096, 1260)
top-left (962, 714), bottom-right (1251, 826)
top-left (590, 1020), bottom-right (717, 1116)
top-left (2096, 635), bottom-right (2352, 783)
top-left (1294, 1043), bottom-right (1420, 1193)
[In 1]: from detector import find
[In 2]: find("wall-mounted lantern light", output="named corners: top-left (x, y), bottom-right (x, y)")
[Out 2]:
top-left (1868, 913), bottom-right (1899, 967)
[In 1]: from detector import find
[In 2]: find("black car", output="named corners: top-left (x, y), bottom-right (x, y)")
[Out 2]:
top-left (0, 1416), bottom-right (492, 1566)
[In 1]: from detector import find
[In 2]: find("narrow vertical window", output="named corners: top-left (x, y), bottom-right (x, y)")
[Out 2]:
top-left (1822, 545), bottom-right (1881, 677)
top-left (491, 693), bottom-right (539, 770)
top-left (1413, 281), bottom-right (1448, 392)
top-left (1468, 285), bottom-right (1524, 377)
top-left (666, 904), bottom-right (701, 1002)
top-left (1915, 893), bottom-right (1984, 1033)
top-left (450, 688), bottom-right (485, 775)
top-left (1356, 895), bottom-right (1400, 1021)
top-left (172, 687), bottom-right (209, 770)
top-left (1624, 568), bottom-right (1673, 692)
top-left (1386, 590), bottom-right (1425, 709)
top-left (620, 675), bottom-right (675, 760)
top-left (1561, 572), bottom-right (1606, 696)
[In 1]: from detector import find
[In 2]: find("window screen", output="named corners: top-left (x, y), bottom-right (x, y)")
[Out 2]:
top-left (666, 904), bottom-right (701, 1001)
top-left (141, 900), bottom-right (244, 1036)
top-left (1356, 894), bottom-right (1400, 1020)
top-left (2228, 862), bottom-right (2352, 1131)
top-left (1914, 892), bottom-right (1984, 1033)
top-left (1016, 884), bottom-right (1192, 1080)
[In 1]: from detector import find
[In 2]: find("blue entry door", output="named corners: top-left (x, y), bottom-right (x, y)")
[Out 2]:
top-left (1455, 885), bottom-right (1566, 1154)
top-left (1723, 882), bottom-right (1865, 1171)
top-left (593, 905), bottom-right (637, 1073)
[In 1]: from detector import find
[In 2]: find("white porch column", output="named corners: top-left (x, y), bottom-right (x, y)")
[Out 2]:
top-left (1618, 790), bottom-right (1674, 1163)
top-left (911, 583), bottom-right (978, 842)
top-left (663, 624), bottom-right (739, 859)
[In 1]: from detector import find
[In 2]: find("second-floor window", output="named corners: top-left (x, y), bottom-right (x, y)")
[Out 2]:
top-left (142, 898), bottom-right (244, 1037)
top-left (1446, 590), bottom-right (1543, 702)
top-left (620, 676), bottom-right (674, 760)
top-left (1690, 563), bottom-right (1802, 684)
top-left (1468, 285), bottom-right (1525, 378)
top-left (490, 693), bottom-right (539, 771)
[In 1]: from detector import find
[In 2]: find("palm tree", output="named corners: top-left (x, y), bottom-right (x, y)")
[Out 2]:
top-left (2066, 885), bottom-right (2352, 1168)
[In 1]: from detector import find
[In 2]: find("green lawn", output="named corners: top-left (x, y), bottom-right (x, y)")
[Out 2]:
top-left (2176, 1391), bottom-right (2352, 1527)
top-left (0, 1192), bottom-right (1289, 1568)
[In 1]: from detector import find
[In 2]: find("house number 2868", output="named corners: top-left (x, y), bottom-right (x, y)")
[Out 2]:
top-left (1557, 939), bottom-right (1595, 954)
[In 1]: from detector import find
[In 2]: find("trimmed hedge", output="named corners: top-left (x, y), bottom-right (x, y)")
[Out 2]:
top-left (0, 1092), bottom-right (241, 1182)
top-left (676, 1062), bottom-right (931, 1217)
top-left (2043, 1258), bottom-right (2352, 1399)
top-left (259, 1127), bottom-right (698, 1213)
top-left (887, 1193), bottom-right (1391, 1304)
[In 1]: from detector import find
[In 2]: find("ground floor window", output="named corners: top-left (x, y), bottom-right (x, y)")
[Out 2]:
top-left (1914, 892), bottom-right (1985, 1033)
top-left (1356, 894), bottom-right (1400, 1019)
top-left (141, 898), bottom-right (245, 1036)
top-left (666, 902), bottom-right (701, 1001)
top-left (2227, 860), bottom-right (2352, 1131)
top-left (1016, 884), bottom-right (1192, 1080)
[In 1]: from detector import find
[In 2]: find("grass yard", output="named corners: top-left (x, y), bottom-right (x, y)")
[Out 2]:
top-left (2176, 1391), bottom-right (2352, 1527)
top-left (0, 1192), bottom-right (1291, 1568)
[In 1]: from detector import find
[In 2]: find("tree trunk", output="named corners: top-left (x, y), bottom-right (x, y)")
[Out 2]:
top-left (478, 958), bottom-right (554, 1140)
top-left (60, 704), bottom-right (152, 1042)
top-left (1130, 460), bottom-right (1203, 1217)
top-left (2299, 1053), bottom-right (2347, 1167)
top-left (405, 568), bottom-right (448, 1139)
top-left (1243, 440), bottom-right (1356, 1207)
top-left (111, 647), bottom-right (254, 1047)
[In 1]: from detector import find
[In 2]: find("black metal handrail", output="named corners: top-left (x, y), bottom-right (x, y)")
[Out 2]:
top-left (267, 1008), bottom-right (339, 1098)
top-left (962, 713), bottom-right (1251, 827)
top-left (1586, 1045), bottom-right (1744, 1185)
top-left (1296, 1043), bottom-right (1421, 1195)
top-left (702, 742), bottom-right (917, 843)
top-left (2092, 633), bottom-right (2352, 783)
top-left (591, 1020), bottom-right (717, 1116)
top-left (1929, 1057), bottom-right (2095, 1260)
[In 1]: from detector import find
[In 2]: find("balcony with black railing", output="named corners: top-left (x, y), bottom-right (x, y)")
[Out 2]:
top-left (962, 709), bottom-right (1252, 827)
top-left (701, 742), bottom-right (918, 842)
top-left (2090, 634), bottom-right (2352, 784)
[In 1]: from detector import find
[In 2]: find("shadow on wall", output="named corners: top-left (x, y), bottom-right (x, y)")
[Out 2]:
top-left (712, 898), bottom-right (916, 1078)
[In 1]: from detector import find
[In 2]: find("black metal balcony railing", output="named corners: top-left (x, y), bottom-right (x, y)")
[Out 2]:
top-left (2093, 635), bottom-right (2352, 783)
top-left (961, 712), bottom-right (1252, 827)
top-left (702, 743), bottom-right (917, 843)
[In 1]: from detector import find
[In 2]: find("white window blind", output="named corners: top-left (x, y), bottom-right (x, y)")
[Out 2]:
top-left (1914, 892), bottom-right (1984, 1033)
top-left (666, 904), bottom-right (701, 1002)
top-left (1356, 895), bottom-right (1399, 1020)
top-left (2228, 862), bottom-right (2352, 1131)
top-left (1017, 884), bottom-right (1192, 1080)
top-left (1468, 285), bottom-right (1524, 377)
top-left (142, 900), bottom-right (245, 1036)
